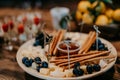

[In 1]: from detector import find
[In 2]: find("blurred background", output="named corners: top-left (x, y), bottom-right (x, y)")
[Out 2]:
top-left (0, 0), bottom-right (119, 9)
top-left (0, 0), bottom-right (120, 46)
top-left (0, 1), bottom-right (120, 80)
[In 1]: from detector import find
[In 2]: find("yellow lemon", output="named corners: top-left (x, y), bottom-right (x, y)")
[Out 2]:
top-left (93, 1), bottom-right (106, 13)
top-left (76, 10), bottom-right (82, 21)
top-left (91, 1), bottom-right (98, 8)
top-left (105, 9), bottom-right (114, 18)
top-left (112, 9), bottom-right (120, 21)
top-left (78, 1), bottom-right (91, 13)
top-left (95, 15), bottom-right (109, 25)
top-left (82, 13), bottom-right (94, 24)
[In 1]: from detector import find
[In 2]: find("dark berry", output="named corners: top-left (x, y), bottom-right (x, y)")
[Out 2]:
top-left (98, 44), bottom-right (105, 50)
top-left (33, 40), bottom-right (40, 46)
top-left (29, 58), bottom-right (34, 64)
top-left (86, 64), bottom-right (93, 74)
top-left (73, 68), bottom-right (84, 76)
top-left (41, 61), bottom-right (48, 68)
top-left (36, 66), bottom-right (42, 72)
top-left (34, 57), bottom-right (41, 62)
top-left (35, 61), bottom-right (41, 64)
top-left (97, 39), bottom-right (102, 45)
top-left (78, 69), bottom-right (84, 76)
top-left (22, 57), bottom-right (28, 64)
top-left (93, 64), bottom-right (101, 71)
top-left (39, 40), bottom-right (44, 48)
top-left (73, 68), bottom-right (80, 76)
top-left (94, 39), bottom-right (102, 45)
top-left (24, 60), bottom-right (31, 67)
top-left (36, 32), bottom-right (44, 40)
top-left (74, 62), bottom-right (80, 68)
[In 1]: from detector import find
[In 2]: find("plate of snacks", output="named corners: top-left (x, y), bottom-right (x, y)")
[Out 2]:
top-left (16, 29), bottom-right (117, 80)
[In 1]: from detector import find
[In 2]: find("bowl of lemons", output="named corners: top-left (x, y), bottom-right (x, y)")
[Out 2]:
top-left (74, 0), bottom-right (120, 39)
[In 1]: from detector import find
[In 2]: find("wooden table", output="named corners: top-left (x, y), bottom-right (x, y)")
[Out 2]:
top-left (0, 8), bottom-right (120, 80)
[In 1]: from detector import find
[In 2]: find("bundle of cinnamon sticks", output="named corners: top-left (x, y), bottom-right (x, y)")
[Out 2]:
top-left (78, 31), bottom-right (96, 54)
top-left (50, 51), bottom-right (115, 69)
top-left (49, 29), bottom-right (66, 55)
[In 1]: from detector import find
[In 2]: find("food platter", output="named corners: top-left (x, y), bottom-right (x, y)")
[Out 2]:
top-left (16, 32), bottom-right (117, 80)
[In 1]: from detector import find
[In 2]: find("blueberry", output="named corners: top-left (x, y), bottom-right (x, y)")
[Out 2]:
top-left (36, 32), bottom-right (44, 40)
top-left (74, 62), bottom-right (80, 68)
top-left (35, 61), bottom-right (41, 64)
top-left (98, 44), bottom-right (105, 50)
top-left (97, 39), bottom-right (102, 45)
top-left (34, 57), bottom-right (41, 62)
top-left (91, 39), bottom-right (102, 50)
top-left (38, 39), bottom-right (44, 48)
top-left (94, 39), bottom-right (101, 45)
top-left (22, 57), bottom-right (28, 64)
top-left (93, 64), bottom-right (101, 71)
top-left (35, 36), bottom-right (40, 40)
top-left (86, 64), bottom-right (93, 74)
top-left (33, 40), bottom-right (40, 46)
top-left (24, 60), bottom-right (31, 67)
top-left (36, 66), bottom-right (42, 72)
top-left (41, 61), bottom-right (48, 68)
top-left (29, 58), bottom-right (34, 64)
top-left (73, 68), bottom-right (79, 76)
top-left (73, 68), bottom-right (84, 76)
top-left (78, 69), bottom-right (84, 76)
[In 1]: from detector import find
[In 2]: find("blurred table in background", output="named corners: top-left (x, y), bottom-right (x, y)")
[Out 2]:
top-left (0, 8), bottom-right (120, 80)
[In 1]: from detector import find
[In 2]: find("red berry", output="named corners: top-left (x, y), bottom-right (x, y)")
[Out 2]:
top-left (8, 20), bottom-right (14, 29)
top-left (18, 24), bottom-right (24, 34)
top-left (2, 24), bottom-right (8, 32)
top-left (34, 16), bottom-right (40, 25)
top-left (22, 16), bottom-right (27, 23)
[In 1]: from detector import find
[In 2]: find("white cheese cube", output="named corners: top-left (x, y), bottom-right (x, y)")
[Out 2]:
top-left (50, 70), bottom-right (65, 78)
top-left (99, 59), bottom-right (107, 68)
top-left (40, 68), bottom-right (50, 75)
top-left (64, 69), bottom-right (73, 77)
top-left (31, 62), bottom-right (38, 69)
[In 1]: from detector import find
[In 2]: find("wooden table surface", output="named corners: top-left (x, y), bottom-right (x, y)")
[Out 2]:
top-left (0, 8), bottom-right (120, 80)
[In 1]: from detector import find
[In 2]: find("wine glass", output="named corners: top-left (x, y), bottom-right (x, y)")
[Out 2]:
top-left (17, 22), bottom-right (27, 44)
top-left (2, 16), bottom-right (15, 51)
top-left (0, 22), bottom-right (4, 49)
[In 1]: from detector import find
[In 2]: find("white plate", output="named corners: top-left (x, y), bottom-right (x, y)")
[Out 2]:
top-left (16, 32), bottom-right (117, 80)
